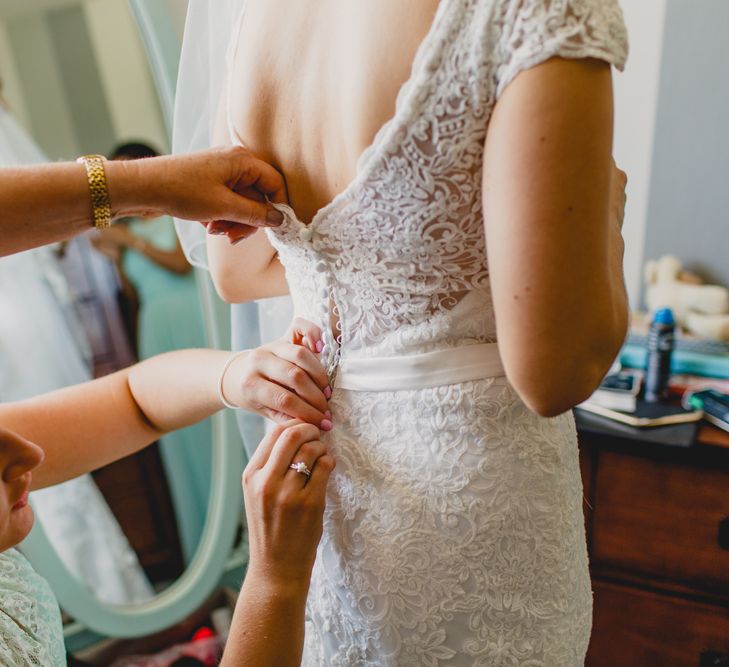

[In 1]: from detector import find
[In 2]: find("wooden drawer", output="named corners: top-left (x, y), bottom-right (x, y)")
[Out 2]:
top-left (587, 579), bottom-right (729, 667)
top-left (591, 451), bottom-right (729, 594)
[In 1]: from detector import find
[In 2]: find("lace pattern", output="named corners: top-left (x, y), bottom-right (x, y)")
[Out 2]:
top-left (305, 382), bottom-right (592, 665)
top-left (0, 549), bottom-right (65, 667)
top-left (259, 0), bottom-right (627, 663)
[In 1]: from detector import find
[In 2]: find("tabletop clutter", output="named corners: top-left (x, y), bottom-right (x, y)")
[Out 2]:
top-left (577, 254), bottom-right (729, 437)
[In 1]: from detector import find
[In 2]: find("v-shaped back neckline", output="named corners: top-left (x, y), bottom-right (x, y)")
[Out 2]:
top-left (226, 0), bottom-right (455, 230)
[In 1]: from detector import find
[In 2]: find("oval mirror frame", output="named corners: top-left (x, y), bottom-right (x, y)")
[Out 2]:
top-left (20, 0), bottom-right (250, 639)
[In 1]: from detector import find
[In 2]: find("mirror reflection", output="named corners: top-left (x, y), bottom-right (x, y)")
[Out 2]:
top-left (0, 0), bottom-right (205, 606)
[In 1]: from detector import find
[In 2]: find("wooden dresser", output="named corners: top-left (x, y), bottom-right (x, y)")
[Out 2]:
top-left (580, 423), bottom-right (729, 666)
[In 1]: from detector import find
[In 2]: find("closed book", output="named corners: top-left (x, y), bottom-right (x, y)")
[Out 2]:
top-left (574, 408), bottom-right (699, 448)
top-left (586, 371), bottom-right (641, 412)
top-left (684, 389), bottom-right (729, 433)
top-left (576, 397), bottom-right (703, 428)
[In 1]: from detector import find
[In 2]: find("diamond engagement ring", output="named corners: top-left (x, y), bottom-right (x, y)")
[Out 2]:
top-left (289, 461), bottom-right (312, 478)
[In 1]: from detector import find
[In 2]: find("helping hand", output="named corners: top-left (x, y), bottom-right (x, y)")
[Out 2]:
top-left (220, 319), bottom-right (332, 430)
top-left (242, 420), bottom-right (335, 588)
top-left (110, 146), bottom-right (287, 242)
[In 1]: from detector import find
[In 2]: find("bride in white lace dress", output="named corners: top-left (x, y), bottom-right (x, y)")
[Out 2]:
top-left (177, 0), bottom-right (628, 663)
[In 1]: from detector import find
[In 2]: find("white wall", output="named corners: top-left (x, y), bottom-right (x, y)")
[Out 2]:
top-left (3, 10), bottom-right (80, 158)
top-left (613, 0), bottom-right (668, 306)
top-left (84, 0), bottom-right (167, 151)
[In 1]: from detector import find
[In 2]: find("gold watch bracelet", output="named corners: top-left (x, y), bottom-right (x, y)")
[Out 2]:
top-left (76, 154), bottom-right (112, 230)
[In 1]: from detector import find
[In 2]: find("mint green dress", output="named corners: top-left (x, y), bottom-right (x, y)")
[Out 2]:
top-left (122, 217), bottom-right (212, 562)
top-left (0, 548), bottom-right (65, 666)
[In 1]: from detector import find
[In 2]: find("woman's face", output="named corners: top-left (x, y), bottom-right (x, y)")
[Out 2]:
top-left (0, 427), bottom-right (44, 552)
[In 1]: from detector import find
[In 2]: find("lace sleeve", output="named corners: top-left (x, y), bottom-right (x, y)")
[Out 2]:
top-left (493, 0), bottom-right (629, 98)
top-left (0, 550), bottom-right (66, 666)
top-left (0, 610), bottom-right (53, 667)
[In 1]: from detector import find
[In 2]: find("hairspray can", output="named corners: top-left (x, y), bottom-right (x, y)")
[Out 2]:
top-left (644, 307), bottom-right (675, 403)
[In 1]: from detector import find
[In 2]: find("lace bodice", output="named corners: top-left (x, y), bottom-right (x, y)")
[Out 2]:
top-left (0, 549), bottom-right (65, 667)
top-left (225, 0), bottom-right (629, 663)
top-left (265, 0), bottom-right (627, 373)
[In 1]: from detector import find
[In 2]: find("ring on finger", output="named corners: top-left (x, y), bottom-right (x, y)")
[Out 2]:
top-left (289, 461), bottom-right (312, 478)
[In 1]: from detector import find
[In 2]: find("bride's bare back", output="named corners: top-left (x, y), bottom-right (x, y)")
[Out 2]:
top-left (223, 0), bottom-right (439, 224)
top-left (209, 0), bottom-right (629, 417)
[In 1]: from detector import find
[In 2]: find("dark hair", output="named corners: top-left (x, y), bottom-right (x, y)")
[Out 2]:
top-left (110, 141), bottom-right (159, 161)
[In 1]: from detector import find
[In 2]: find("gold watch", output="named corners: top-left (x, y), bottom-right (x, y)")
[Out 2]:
top-left (76, 154), bottom-right (112, 230)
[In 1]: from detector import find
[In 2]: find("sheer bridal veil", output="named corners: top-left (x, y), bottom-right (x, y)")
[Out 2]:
top-left (173, 0), bottom-right (294, 457)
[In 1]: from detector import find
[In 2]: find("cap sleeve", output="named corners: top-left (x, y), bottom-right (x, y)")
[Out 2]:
top-left (494, 0), bottom-right (629, 98)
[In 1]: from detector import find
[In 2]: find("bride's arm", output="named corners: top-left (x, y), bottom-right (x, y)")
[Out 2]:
top-left (207, 230), bottom-right (289, 303)
top-left (482, 56), bottom-right (628, 417)
top-left (206, 83), bottom-right (290, 304)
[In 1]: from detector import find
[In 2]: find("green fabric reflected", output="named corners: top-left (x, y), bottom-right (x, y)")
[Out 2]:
top-left (123, 216), bottom-right (212, 563)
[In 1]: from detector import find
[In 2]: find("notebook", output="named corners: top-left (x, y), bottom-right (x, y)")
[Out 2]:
top-left (576, 397), bottom-right (703, 428)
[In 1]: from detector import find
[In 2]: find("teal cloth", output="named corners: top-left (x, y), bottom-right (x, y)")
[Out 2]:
top-left (122, 217), bottom-right (212, 562)
top-left (0, 548), bottom-right (65, 666)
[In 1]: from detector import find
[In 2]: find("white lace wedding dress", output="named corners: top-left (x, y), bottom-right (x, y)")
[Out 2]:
top-left (254, 1), bottom-right (629, 664)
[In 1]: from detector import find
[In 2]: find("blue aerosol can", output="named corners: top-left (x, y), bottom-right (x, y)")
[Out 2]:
top-left (644, 308), bottom-right (675, 403)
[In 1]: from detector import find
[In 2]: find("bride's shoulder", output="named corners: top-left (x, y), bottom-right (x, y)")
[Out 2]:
top-left (460, 0), bottom-right (628, 98)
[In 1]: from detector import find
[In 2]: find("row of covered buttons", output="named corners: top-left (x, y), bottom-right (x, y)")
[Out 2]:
top-left (292, 217), bottom-right (340, 377)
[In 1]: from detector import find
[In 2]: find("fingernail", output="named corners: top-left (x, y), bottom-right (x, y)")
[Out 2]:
top-left (231, 236), bottom-right (247, 245)
top-left (266, 209), bottom-right (285, 226)
top-left (320, 419), bottom-right (333, 431)
top-left (315, 340), bottom-right (324, 353)
top-left (324, 410), bottom-right (332, 419)
top-left (324, 386), bottom-right (332, 399)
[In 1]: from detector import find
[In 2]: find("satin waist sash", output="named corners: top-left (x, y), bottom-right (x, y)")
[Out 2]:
top-left (334, 343), bottom-right (505, 392)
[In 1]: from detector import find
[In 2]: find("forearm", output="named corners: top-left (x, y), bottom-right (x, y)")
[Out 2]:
top-left (0, 349), bottom-right (230, 489)
top-left (0, 163), bottom-right (94, 255)
top-left (1, 147), bottom-right (288, 259)
top-left (221, 573), bottom-right (308, 667)
top-left (127, 348), bottom-right (230, 432)
top-left (0, 160), bottom-right (157, 257)
top-left (497, 241), bottom-right (629, 416)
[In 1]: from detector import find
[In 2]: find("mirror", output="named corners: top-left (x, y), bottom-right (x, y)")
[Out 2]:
top-left (0, 0), bottom-right (247, 644)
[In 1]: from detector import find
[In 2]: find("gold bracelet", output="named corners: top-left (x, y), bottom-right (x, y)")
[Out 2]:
top-left (76, 154), bottom-right (112, 230)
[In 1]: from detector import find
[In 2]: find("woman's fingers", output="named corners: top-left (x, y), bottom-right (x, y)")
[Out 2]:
top-left (259, 353), bottom-right (328, 412)
top-left (305, 453), bottom-right (336, 498)
top-left (245, 420), bottom-right (298, 471)
top-left (251, 377), bottom-right (331, 429)
top-left (268, 341), bottom-right (330, 392)
top-left (610, 159), bottom-right (628, 232)
top-left (227, 150), bottom-right (287, 203)
top-left (286, 317), bottom-right (323, 354)
top-left (285, 439), bottom-right (329, 487)
top-left (223, 348), bottom-right (331, 426)
top-left (263, 422), bottom-right (322, 477)
top-left (206, 219), bottom-right (260, 245)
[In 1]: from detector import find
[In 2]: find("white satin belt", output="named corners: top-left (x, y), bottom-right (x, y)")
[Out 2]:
top-left (334, 343), bottom-right (505, 392)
